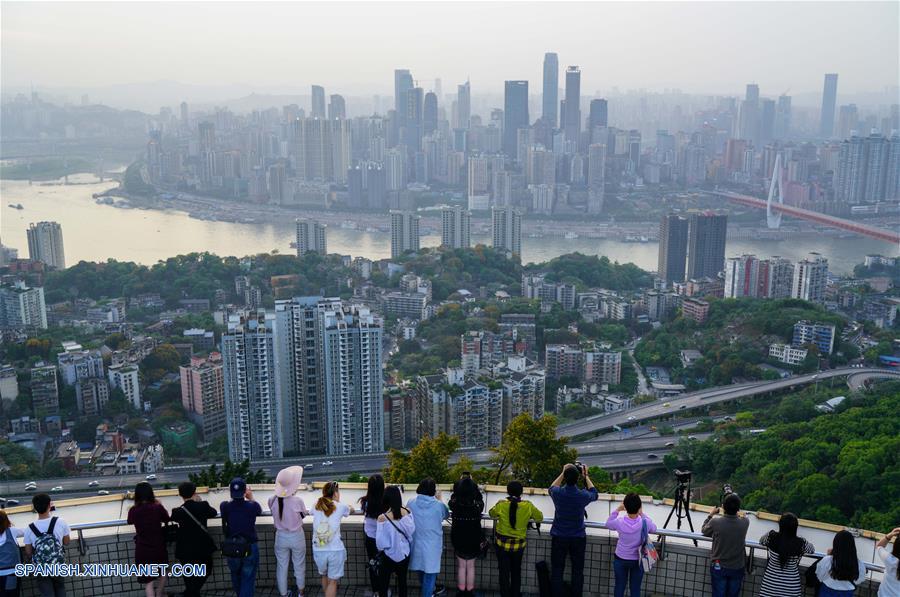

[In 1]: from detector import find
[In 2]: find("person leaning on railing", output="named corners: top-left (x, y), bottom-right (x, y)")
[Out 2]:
top-left (701, 493), bottom-right (749, 597)
top-left (605, 493), bottom-right (657, 597)
top-left (0, 510), bottom-right (25, 597)
top-left (220, 477), bottom-right (263, 597)
top-left (268, 466), bottom-right (309, 597)
top-left (876, 527), bottom-right (900, 597)
top-left (548, 463), bottom-right (598, 597)
top-left (127, 482), bottom-right (170, 597)
top-left (757, 512), bottom-right (814, 597)
top-left (816, 530), bottom-right (868, 597)
top-left (488, 481), bottom-right (544, 597)
top-left (170, 482), bottom-right (217, 597)
top-left (407, 478), bottom-right (450, 597)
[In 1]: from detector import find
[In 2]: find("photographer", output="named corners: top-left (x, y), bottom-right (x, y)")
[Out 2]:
top-left (549, 463), bottom-right (598, 597)
top-left (701, 492), bottom-right (749, 597)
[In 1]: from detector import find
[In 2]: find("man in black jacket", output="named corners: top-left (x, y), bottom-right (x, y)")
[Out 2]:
top-left (171, 482), bottom-right (218, 597)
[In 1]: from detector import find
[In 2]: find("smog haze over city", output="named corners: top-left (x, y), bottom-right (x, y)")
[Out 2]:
top-left (1, 3), bottom-right (900, 593)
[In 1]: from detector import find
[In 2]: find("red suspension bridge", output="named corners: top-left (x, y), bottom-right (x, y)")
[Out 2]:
top-left (712, 190), bottom-right (900, 245)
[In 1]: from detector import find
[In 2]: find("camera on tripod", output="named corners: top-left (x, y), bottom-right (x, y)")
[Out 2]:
top-left (673, 469), bottom-right (692, 484)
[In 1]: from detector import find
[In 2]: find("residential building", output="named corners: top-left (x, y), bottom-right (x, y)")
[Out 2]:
top-left (497, 356), bottom-right (546, 424)
top-left (769, 343), bottom-right (808, 366)
top-left (382, 292), bottom-right (428, 320)
top-left (30, 364), bottom-right (59, 417)
top-left (76, 378), bottom-right (109, 416)
top-left (491, 206), bottom-right (522, 257)
top-left (681, 298), bottom-right (710, 323)
top-left (820, 73), bottom-right (838, 138)
top-left (57, 347), bottom-right (104, 386)
top-left (686, 213), bottom-right (727, 280)
top-left (295, 219), bottom-right (327, 256)
top-left (26, 221), bottom-right (66, 269)
top-left (792, 321), bottom-right (836, 355)
top-left (724, 254), bottom-right (759, 299)
top-left (583, 348), bottom-right (622, 386)
top-left (0, 365), bottom-right (18, 408)
top-left (757, 257), bottom-right (794, 299)
top-left (390, 211), bottom-right (420, 258)
top-left (657, 215), bottom-right (689, 285)
top-left (0, 281), bottom-right (47, 330)
top-left (108, 364), bottom-right (141, 410)
top-left (179, 352), bottom-right (227, 441)
top-left (451, 380), bottom-right (503, 449)
top-left (792, 253), bottom-right (828, 304)
top-left (545, 344), bottom-right (584, 380)
top-left (440, 206), bottom-right (471, 249)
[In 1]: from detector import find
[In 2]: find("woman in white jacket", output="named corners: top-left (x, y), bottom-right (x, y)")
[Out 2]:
top-left (376, 485), bottom-right (416, 597)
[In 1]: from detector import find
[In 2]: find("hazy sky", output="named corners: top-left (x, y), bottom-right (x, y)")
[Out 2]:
top-left (2, 1), bottom-right (898, 98)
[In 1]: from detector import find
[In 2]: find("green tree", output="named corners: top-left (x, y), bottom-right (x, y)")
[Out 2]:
top-left (491, 414), bottom-right (577, 486)
top-left (188, 459), bottom-right (267, 487)
top-left (383, 433), bottom-right (462, 484)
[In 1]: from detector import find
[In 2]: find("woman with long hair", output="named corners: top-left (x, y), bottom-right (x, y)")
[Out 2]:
top-left (875, 527), bottom-right (900, 597)
top-left (489, 481), bottom-right (544, 597)
top-left (127, 482), bottom-right (170, 597)
top-left (0, 511), bottom-right (25, 597)
top-left (267, 466), bottom-right (308, 597)
top-left (312, 482), bottom-right (354, 597)
top-left (360, 473), bottom-right (386, 595)
top-left (758, 513), bottom-right (814, 597)
top-left (376, 486), bottom-right (416, 597)
top-left (606, 493), bottom-right (657, 597)
top-left (407, 478), bottom-right (450, 597)
top-left (449, 476), bottom-right (484, 597)
top-left (815, 529), bottom-right (867, 596)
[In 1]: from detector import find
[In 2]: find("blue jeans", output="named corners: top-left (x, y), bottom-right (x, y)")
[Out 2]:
top-left (710, 564), bottom-right (744, 597)
top-left (227, 542), bottom-right (260, 597)
top-left (818, 586), bottom-right (855, 597)
top-left (419, 571), bottom-right (437, 597)
top-left (613, 556), bottom-right (643, 597)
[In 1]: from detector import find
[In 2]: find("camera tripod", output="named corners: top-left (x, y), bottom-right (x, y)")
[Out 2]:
top-left (663, 477), bottom-right (698, 546)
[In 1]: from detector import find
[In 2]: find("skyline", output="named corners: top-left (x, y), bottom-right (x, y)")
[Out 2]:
top-left (2, 2), bottom-right (898, 112)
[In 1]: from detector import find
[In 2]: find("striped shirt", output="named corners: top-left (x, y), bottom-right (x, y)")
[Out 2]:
top-left (758, 532), bottom-right (815, 597)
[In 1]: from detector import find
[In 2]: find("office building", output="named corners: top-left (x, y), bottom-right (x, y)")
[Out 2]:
top-left (657, 215), bottom-right (689, 285)
top-left (0, 281), bottom-right (47, 330)
top-left (423, 92), bottom-right (438, 136)
top-left (491, 205), bottom-right (522, 257)
top-left (820, 74), bottom-right (838, 138)
top-left (310, 85), bottom-right (326, 119)
top-left (792, 253), bottom-right (828, 304)
top-left (394, 69), bottom-right (414, 119)
top-left (589, 99), bottom-right (608, 132)
top-left (792, 321), bottom-right (836, 355)
top-left (222, 312), bottom-right (282, 461)
top-left (467, 155), bottom-right (490, 209)
top-left (295, 219), bottom-right (327, 256)
top-left (179, 353), bottom-right (227, 441)
top-left (327, 94), bottom-right (346, 120)
top-left (724, 254), bottom-right (759, 299)
top-left (457, 81), bottom-right (471, 130)
top-left (503, 81), bottom-right (529, 157)
top-left (739, 84), bottom-right (760, 146)
top-left (30, 364), bottom-right (59, 417)
top-left (774, 95), bottom-right (792, 139)
top-left (441, 206), bottom-right (471, 249)
top-left (686, 213), bottom-right (727, 281)
top-left (563, 66), bottom-right (581, 147)
top-left (542, 52), bottom-right (559, 128)
top-left (108, 364), bottom-right (141, 411)
top-left (321, 304), bottom-right (383, 455)
top-left (390, 210), bottom-right (421, 258)
top-left (26, 221), bottom-right (66, 269)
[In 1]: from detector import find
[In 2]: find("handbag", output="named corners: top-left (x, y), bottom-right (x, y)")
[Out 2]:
top-left (220, 506), bottom-right (251, 559)
top-left (367, 514), bottom-right (412, 575)
top-left (639, 517), bottom-right (659, 573)
top-left (805, 559), bottom-right (821, 589)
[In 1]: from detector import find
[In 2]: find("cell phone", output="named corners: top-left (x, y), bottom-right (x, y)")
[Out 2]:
top-left (50, 505), bottom-right (56, 512)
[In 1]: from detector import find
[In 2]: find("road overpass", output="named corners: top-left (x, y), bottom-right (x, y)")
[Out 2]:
top-left (558, 367), bottom-right (899, 438)
top-left (713, 190), bottom-right (900, 244)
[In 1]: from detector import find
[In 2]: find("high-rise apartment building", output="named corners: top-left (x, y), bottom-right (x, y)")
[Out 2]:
top-left (563, 67), bottom-right (581, 147)
top-left (542, 52), bottom-right (559, 128)
top-left (724, 254), bottom-right (759, 299)
top-left (76, 377), bottom-right (109, 417)
top-left (222, 312), bottom-right (282, 461)
top-left (657, 215), bottom-right (689, 285)
top-left (26, 221), bottom-right (66, 269)
top-left (440, 206), bottom-right (471, 249)
top-left (792, 253), bottom-right (828, 304)
top-left (503, 81), bottom-right (529, 157)
top-left (311, 85), bottom-right (326, 119)
top-left (295, 219), bottom-right (327, 256)
top-left (835, 134), bottom-right (900, 203)
top-left (321, 304), bottom-right (383, 455)
top-left (820, 74), bottom-right (838, 138)
top-left (390, 211), bottom-right (421, 258)
top-left (0, 281), bottom-right (47, 330)
top-left (587, 143), bottom-right (606, 214)
top-left (30, 364), bottom-right (59, 417)
top-left (108, 364), bottom-right (141, 410)
top-left (757, 257), bottom-right (794, 298)
top-left (179, 352), bottom-right (227, 441)
top-left (686, 213), bottom-right (728, 281)
top-left (491, 205), bottom-right (522, 257)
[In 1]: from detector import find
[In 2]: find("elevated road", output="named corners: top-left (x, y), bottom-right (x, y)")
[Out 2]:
top-left (714, 190), bottom-right (900, 244)
top-left (558, 367), bottom-right (898, 438)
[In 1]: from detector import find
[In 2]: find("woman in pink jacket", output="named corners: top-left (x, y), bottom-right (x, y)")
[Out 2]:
top-left (606, 493), bottom-right (657, 597)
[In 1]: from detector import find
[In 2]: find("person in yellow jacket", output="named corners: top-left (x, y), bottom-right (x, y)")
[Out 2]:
top-left (488, 481), bottom-right (544, 597)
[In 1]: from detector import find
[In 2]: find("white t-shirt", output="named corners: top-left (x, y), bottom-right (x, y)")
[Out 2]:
top-left (877, 546), bottom-right (900, 597)
top-left (312, 503), bottom-right (350, 552)
top-left (815, 555), bottom-right (867, 591)
top-left (23, 517), bottom-right (70, 547)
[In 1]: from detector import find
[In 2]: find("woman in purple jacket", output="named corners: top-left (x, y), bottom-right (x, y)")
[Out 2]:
top-left (606, 493), bottom-right (657, 597)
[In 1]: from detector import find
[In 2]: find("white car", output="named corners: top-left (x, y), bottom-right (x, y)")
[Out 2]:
top-left (665, 441), bottom-right (676, 447)
top-left (304, 463), bottom-right (314, 469)
top-left (50, 486), bottom-right (63, 492)
top-left (3, 499), bottom-right (19, 506)
top-left (97, 490), bottom-right (110, 496)
top-left (24, 483), bottom-right (37, 491)
top-left (321, 461), bottom-right (334, 466)
top-left (627, 416), bottom-right (636, 422)
top-left (88, 480), bottom-right (100, 487)
top-left (145, 474), bottom-right (157, 481)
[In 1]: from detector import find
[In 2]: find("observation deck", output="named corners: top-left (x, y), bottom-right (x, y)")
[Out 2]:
top-left (4, 484), bottom-right (887, 596)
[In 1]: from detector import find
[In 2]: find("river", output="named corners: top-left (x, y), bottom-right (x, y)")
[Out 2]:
top-left (2, 176), bottom-right (896, 274)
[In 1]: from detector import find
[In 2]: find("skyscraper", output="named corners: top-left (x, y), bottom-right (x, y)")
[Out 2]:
top-left (179, 353), bottom-right (227, 440)
top-left (563, 66), bottom-right (581, 147)
top-left (835, 133), bottom-right (899, 203)
top-left (394, 69), bottom-right (414, 116)
top-left (588, 98), bottom-right (608, 132)
top-left (457, 81), bottom-right (471, 130)
top-left (587, 143), bottom-right (606, 214)
top-left (657, 215), bottom-right (689, 285)
top-left (491, 205), bottom-right (522, 256)
top-left (311, 85), bottom-right (326, 119)
top-left (321, 304), bottom-right (383, 455)
top-left (820, 73), bottom-right (839, 138)
top-left (327, 94), bottom-right (346, 120)
top-left (295, 219), bottom-right (327, 256)
top-left (542, 52), bottom-right (559, 128)
top-left (792, 253), bottom-right (828, 304)
top-left (222, 312), bottom-right (282, 461)
top-left (503, 81), bottom-right (529, 157)
top-left (390, 210), bottom-right (420, 258)
top-left (423, 92), bottom-right (438, 136)
top-left (26, 221), bottom-right (66, 269)
top-left (0, 281), bottom-right (47, 330)
top-left (404, 87), bottom-right (424, 153)
top-left (739, 83), bottom-right (760, 146)
top-left (441, 206), bottom-right (471, 249)
top-left (724, 254), bottom-right (760, 298)
top-left (686, 213), bottom-right (728, 280)
top-left (774, 95), bottom-right (792, 139)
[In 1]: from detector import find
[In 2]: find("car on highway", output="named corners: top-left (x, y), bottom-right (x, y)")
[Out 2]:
top-left (51, 486), bottom-right (63, 492)
top-left (321, 461), bottom-right (334, 466)
top-left (24, 482), bottom-right (37, 491)
top-left (627, 416), bottom-right (635, 422)
top-left (88, 480), bottom-right (100, 487)
top-left (304, 463), bottom-right (314, 469)
top-left (679, 405), bottom-right (687, 410)
top-left (97, 490), bottom-right (109, 496)
top-left (145, 474), bottom-right (157, 481)
top-left (647, 453), bottom-right (658, 459)
top-left (687, 435), bottom-right (697, 441)
top-left (663, 402), bottom-right (671, 408)
top-left (4, 499), bottom-right (19, 506)
top-left (665, 442), bottom-right (675, 447)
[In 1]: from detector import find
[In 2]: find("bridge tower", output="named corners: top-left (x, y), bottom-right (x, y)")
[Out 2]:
top-left (766, 154), bottom-right (784, 229)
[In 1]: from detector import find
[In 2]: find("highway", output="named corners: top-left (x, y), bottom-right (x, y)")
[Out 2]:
top-left (558, 367), bottom-right (896, 438)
